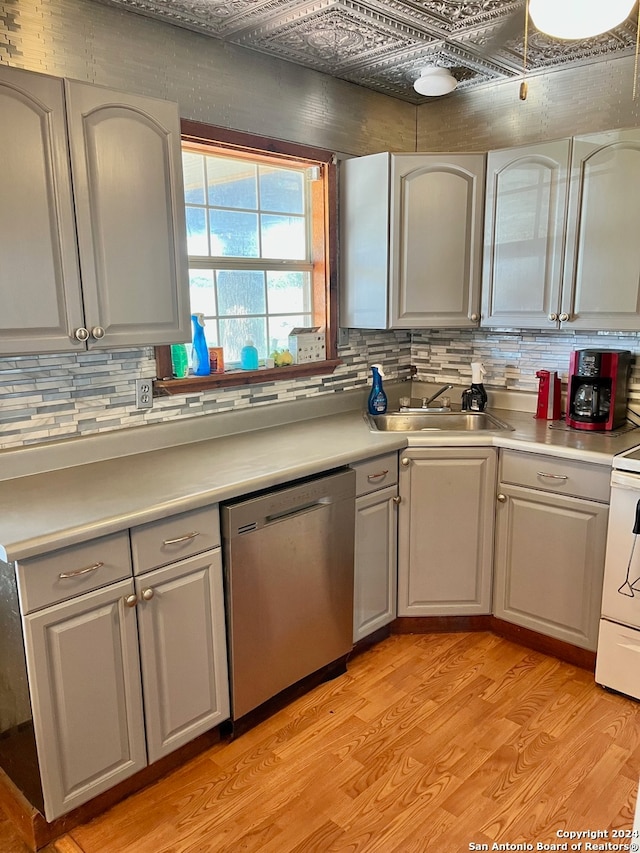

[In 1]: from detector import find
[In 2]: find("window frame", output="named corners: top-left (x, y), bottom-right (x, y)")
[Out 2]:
top-left (154, 120), bottom-right (340, 395)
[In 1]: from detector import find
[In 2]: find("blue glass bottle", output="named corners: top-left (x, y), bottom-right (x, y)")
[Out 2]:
top-left (367, 364), bottom-right (387, 415)
top-left (240, 340), bottom-right (259, 370)
top-left (191, 314), bottom-right (211, 376)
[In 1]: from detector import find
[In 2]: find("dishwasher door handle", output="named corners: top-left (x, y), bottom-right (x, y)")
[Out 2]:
top-left (266, 496), bottom-right (333, 524)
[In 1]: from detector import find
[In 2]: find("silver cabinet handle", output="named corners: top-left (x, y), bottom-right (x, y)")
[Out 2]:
top-left (401, 457), bottom-right (410, 467)
top-left (559, 313), bottom-right (569, 322)
top-left (58, 561), bottom-right (104, 579)
top-left (124, 594), bottom-right (138, 608)
top-left (393, 495), bottom-right (401, 505)
top-left (548, 313), bottom-right (558, 321)
top-left (367, 470), bottom-right (389, 481)
top-left (74, 327), bottom-right (90, 341)
top-left (91, 326), bottom-right (106, 340)
top-left (470, 313), bottom-right (479, 322)
top-left (163, 531), bottom-right (199, 545)
top-left (141, 587), bottom-right (154, 601)
top-left (537, 472), bottom-right (569, 481)
top-left (497, 493), bottom-right (506, 503)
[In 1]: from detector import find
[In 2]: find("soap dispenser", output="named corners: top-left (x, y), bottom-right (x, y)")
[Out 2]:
top-left (461, 362), bottom-right (487, 412)
top-left (368, 364), bottom-right (387, 415)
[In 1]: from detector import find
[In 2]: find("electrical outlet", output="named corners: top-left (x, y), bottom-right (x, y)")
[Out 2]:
top-left (135, 378), bottom-right (153, 409)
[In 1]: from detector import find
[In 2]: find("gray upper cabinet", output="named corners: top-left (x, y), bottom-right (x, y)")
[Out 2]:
top-left (340, 152), bottom-right (485, 330)
top-left (561, 128), bottom-right (640, 331)
top-left (0, 66), bottom-right (190, 356)
top-left (483, 129), bottom-right (640, 332)
top-left (0, 66), bottom-right (85, 354)
top-left (482, 139), bottom-right (571, 329)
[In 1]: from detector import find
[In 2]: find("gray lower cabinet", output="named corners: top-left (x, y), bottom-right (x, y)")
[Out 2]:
top-left (0, 64), bottom-right (189, 355)
top-left (134, 551), bottom-right (230, 764)
top-left (493, 450), bottom-right (610, 650)
top-left (397, 447), bottom-right (497, 616)
top-left (352, 453), bottom-right (398, 641)
top-left (15, 506), bottom-right (229, 822)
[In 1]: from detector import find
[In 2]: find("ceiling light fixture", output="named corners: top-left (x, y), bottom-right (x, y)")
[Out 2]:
top-left (529, 0), bottom-right (636, 40)
top-left (413, 66), bottom-right (458, 97)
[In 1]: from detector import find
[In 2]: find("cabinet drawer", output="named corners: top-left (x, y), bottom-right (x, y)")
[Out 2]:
top-left (131, 504), bottom-right (220, 575)
top-left (352, 453), bottom-right (398, 497)
top-left (16, 531), bottom-right (132, 614)
top-left (500, 450), bottom-right (610, 502)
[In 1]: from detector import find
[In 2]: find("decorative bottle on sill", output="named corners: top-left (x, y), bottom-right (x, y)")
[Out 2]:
top-left (191, 313), bottom-right (211, 376)
top-left (240, 339), bottom-right (259, 370)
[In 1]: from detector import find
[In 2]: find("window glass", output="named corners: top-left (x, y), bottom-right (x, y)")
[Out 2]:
top-left (181, 145), bottom-right (325, 370)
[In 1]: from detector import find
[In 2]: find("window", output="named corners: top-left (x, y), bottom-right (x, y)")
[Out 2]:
top-left (155, 122), bottom-right (338, 392)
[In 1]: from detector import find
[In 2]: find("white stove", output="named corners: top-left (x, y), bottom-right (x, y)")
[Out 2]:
top-left (596, 443), bottom-right (640, 699)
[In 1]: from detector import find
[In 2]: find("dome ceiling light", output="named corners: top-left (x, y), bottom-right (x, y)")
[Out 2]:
top-left (529, 0), bottom-right (636, 40)
top-left (413, 66), bottom-right (458, 97)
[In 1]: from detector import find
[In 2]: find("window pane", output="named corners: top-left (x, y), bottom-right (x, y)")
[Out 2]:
top-left (267, 271), bottom-right (310, 314)
top-left (189, 270), bottom-right (216, 316)
top-left (261, 214), bottom-right (306, 260)
top-left (219, 317), bottom-right (267, 363)
top-left (259, 166), bottom-right (304, 214)
top-left (268, 315), bottom-right (310, 353)
top-left (186, 207), bottom-right (208, 255)
top-left (207, 158), bottom-right (257, 209)
top-left (211, 210), bottom-right (258, 257)
top-left (182, 152), bottom-right (206, 205)
top-left (217, 270), bottom-right (266, 317)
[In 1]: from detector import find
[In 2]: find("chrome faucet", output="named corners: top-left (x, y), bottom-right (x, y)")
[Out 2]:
top-left (422, 384), bottom-right (454, 408)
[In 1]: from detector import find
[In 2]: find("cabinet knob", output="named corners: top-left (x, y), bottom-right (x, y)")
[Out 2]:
top-left (470, 313), bottom-right (479, 322)
top-left (91, 326), bottom-right (106, 340)
top-left (124, 594), bottom-right (138, 608)
top-left (393, 495), bottom-right (401, 505)
top-left (141, 587), bottom-right (155, 601)
top-left (497, 493), bottom-right (506, 503)
top-left (401, 457), bottom-right (410, 467)
top-left (559, 313), bottom-right (569, 322)
top-left (74, 327), bottom-right (90, 342)
top-left (548, 313), bottom-right (558, 322)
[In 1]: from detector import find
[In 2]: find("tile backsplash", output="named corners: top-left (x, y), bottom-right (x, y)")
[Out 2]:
top-left (4, 328), bottom-right (640, 450)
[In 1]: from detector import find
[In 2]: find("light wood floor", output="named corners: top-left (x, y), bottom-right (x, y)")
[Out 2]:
top-left (3, 632), bottom-right (640, 853)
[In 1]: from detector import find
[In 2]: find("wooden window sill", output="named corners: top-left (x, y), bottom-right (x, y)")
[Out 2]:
top-left (154, 359), bottom-right (342, 396)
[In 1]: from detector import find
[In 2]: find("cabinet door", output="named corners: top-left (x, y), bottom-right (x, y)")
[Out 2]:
top-left (562, 128), bottom-right (640, 330)
top-left (354, 485), bottom-right (398, 641)
top-left (65, 81), bottom-right (190, 348)
top-left (482, 140), bottom-right (570, 329)
top-left (23, 580), bottom-right (146, 821)
top-left (390, 154), bottom-right (485, 329)
top-left (493, 484), bottom-right (609, 650)
top-left (135, 550), bottom-right (230, 764)
top-left (397, 448), bottom-right (496, 616)
top-left (0, 66), bottom-right (85, 355)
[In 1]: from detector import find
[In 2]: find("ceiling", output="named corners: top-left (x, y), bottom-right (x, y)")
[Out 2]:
top-left (90, 0), bottom-right (639, 103)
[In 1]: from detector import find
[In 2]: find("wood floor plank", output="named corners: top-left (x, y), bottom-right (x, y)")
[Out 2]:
top-left (4, 633), bottom-right (639, 853)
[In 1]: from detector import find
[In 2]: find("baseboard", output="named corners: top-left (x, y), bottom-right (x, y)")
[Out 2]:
top-left (0, 727), bottom-right (223, 851)
top-left (390, 615), bottom-right (596, 671)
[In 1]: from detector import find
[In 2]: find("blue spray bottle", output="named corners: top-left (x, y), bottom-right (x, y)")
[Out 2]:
top-left (368, 364), bottom-right (387, 415)
top-left (191, 313), bottom-right (211, 376)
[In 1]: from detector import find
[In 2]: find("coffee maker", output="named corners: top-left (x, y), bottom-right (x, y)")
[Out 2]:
top-left (566, 349), bottom-right (632, 431)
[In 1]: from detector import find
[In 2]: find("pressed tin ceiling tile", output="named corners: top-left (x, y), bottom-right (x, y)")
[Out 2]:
top-left (87, 0), bottom-right (640, 102)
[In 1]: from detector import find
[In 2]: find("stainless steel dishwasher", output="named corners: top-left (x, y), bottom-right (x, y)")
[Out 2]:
top-left (221, 467), bottom-right (355, 720)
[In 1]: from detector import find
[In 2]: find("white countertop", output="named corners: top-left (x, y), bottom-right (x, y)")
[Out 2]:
top-left (2, 404), bottom-right (640, 563)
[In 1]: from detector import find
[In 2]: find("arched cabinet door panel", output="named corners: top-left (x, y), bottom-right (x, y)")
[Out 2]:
top-left (65, 80), bottom-right (190, 348)
top-left (0, 66), bottom-right (84, 354)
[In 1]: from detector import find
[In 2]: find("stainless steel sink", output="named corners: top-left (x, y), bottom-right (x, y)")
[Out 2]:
top-left (367, 411), bottom-right (514, 432)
